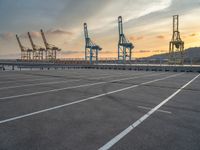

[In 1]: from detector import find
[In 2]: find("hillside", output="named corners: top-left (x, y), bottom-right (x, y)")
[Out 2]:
top-left (145, 47), bottom-right (200, 60)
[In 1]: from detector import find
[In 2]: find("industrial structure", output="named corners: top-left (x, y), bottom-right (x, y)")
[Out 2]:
top-left (16, 34), bottom-right (32, 60)
top-left (169, 15), bottom-right (184, 64)
top-left (84, 23), bottom-right (102, 64)
top-left (14, 15), bottom-right (191, 66)
top-left (16, 30), bottom-right (61, 61)
top-left (41, 29), bottom-right (61, 61)
top-left (28, 32), bottom-right (45, 60)
top-left (118, 16), bottom-right (134, 63)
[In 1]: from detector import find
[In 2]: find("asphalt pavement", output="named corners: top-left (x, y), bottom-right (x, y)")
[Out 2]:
top-left (0, 69), bottom-right (199, 150)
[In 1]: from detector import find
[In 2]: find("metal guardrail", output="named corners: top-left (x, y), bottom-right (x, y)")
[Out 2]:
top-left (0, 61), bottom-right (200, 73)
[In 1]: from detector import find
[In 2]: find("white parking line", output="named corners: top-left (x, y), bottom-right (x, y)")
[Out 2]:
top-left (0, 72), bottom-right (164, 101)
top-left (0, 71), bottom-right (140, 86)
top-left (0, 73), bottom-right (111, 84)
top-left (0, 72), bottom-right (145, 90)
top-left (0, 79), bottom-right (79, 90)
top-left (0, 74), bottom-right (31, 78)
top-left (138, 106), bottom-right (171, 114)
top-left (0, 73), bottom-right (181, 124)
top-left (99, 74), bottom-right (200, 150)
top-left (0, 77), bottom-right (59, 84)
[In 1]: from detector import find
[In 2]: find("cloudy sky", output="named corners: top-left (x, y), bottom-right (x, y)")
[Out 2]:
top-left (0, 0), bottom-right (200, 59)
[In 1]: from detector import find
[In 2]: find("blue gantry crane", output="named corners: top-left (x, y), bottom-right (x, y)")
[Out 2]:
top-left (84, 23), bottom-right (102, 64)
top-left (118, 16), bottom-right (134, 63)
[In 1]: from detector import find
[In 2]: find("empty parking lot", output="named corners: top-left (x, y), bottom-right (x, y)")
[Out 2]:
top-left (0, 69), bottom-right (199, 150)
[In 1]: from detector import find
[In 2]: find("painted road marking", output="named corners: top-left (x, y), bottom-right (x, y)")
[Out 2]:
top-left (0, 72), bottom-right (165, 101)
top-left (0, 75), bottom-right (110, 90)
top-left (99, 74), bottom-right (200, 150)
top-left (0, 72), bottom-right (145, 90)
top-left (0, 73), bottom-right (181, 124)
top-left (0, 77), bottom-right (59, 84)
top-left (138, 106), bottom-right (172, 114)
top-left (0, 79), bottom-right (80, 90)
top-left (0, 73), bottom-right (110, 84)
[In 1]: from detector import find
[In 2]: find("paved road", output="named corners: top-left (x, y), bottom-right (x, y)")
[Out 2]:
top-left (0, 69), bottom-right (199, 150)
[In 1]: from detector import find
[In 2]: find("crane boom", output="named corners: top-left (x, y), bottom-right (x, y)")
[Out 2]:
top-left (16, 34), bottom-right (24, 51)
top-left (40, 29), bottom-right (48, 49)
top-left (84, 23), bottom-right (91, 48)
top-left (84, 23), bottom-right (89, 39)
top-left (118, 16), bottom-right (124, 36)
top-left (28, 32), bottom-right (37, 50)
top-left (16, 34), bottom-right (32, 60)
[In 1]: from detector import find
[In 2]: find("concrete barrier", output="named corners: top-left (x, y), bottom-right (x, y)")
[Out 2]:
top-left (72, 64), bottom-right (200, 73)
top-left (0, 61), bottom-right (200, 73)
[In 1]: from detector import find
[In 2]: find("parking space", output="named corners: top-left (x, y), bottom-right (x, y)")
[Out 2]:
top-left (0, 69), bottom-right (199, 150)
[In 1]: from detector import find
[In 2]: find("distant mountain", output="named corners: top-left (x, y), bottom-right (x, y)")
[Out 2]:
top-left (144, 47), bottom-right (200, 60)
top-left (184, 47), bottom-right (200, 58)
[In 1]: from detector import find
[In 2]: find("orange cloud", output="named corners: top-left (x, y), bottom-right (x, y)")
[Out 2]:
top-left (0, 32), bottom-right (14, 40)
top-left (47, 29), bottom-right (73, 35)
top-left (61, 50), bottom-right (81, 55)
top-left (134, 50), bottom-right (151, 53)
top-left (130, 36), bottom-right (144, 41)
top-left (156, 35), bottom-right (165, 39)
top-left (190, 33), bottom-right (196, 37)
top-left (30, 31), bottom-right (41, 38)
top-left (18, 29), bottom-right (73, 39)
top-left (153, 50), bottom-right (166, 53)
top-left (101, 51), bottom-right (116, 54)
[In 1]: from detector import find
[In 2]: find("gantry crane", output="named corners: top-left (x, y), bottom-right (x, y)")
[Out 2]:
top-left (84, 23), bottom-right (102, 64)
top-left (169, 15), bottom-right (184, 64)
top-left (28, 32), bottom-right (45, 60)
top-left (40, 29), bottom-right (61, 61)
top-left (16, 34), bottom-right (32, 60)
top-left (118, 16), bottom-right (134, 63)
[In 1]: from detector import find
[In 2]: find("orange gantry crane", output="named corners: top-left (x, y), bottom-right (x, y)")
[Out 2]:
top-left (16, 34), bottom-right (32, 60)
top-left (169, 15), bottom-right (184, 64)
top-left (40, 29), bottom-right (61, 61)
top-left (28, 32), bottom-right (45, 60)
